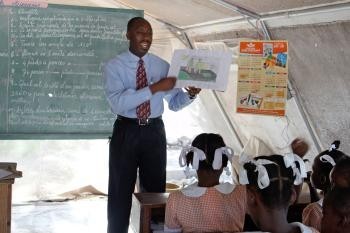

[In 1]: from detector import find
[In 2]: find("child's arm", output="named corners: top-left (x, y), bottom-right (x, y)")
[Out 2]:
top-left (305, 171), bottom-right (320, 202)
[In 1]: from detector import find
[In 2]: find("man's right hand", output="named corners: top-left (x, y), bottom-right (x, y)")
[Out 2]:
top-left (149, 77), bottom-right (176, 94)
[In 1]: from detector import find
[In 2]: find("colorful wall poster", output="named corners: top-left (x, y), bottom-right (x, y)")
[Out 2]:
top-left (237, 40), bottom-right (288, 116)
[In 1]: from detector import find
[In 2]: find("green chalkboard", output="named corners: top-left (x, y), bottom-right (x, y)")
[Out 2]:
top-left (0, 4), bottom-right (143, 139)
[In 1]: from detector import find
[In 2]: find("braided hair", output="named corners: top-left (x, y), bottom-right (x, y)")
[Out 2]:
top-left (312, 140), bottom-right (348, 192)
top-left (186, 133), bottom-right (228, 170)
top-left (244, 154), bottom-right (296, 208)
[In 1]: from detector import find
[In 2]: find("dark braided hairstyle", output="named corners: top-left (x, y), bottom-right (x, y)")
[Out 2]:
top-left (244, 154), bottom-right (296, 209)
top-left (318, 140), bottom-right (347, 169)
top-left (312, 140), bottom-right (348, 192)
top-left (186, 133), bottom-right (228, 170)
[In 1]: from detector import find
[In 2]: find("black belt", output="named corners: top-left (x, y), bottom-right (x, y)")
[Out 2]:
top-left (117, 115), bottom-right (162, 126)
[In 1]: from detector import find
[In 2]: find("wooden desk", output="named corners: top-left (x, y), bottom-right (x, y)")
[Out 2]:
top-left (130, 192), bottom-right (169, 233)
top-left (0, 163), bottom-right (22, 233)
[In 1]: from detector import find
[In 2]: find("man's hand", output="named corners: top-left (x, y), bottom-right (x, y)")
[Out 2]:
top-left (185, 86), bottom-right (201, 98)
top-left (291, 138), bottom-right (309, 158)
top-left (149, 77), bottom-right (176, 94)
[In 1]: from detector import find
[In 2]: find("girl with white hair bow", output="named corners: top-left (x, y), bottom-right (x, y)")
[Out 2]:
top-left (164, 133), bottom-right (246, 233)
top-left (302, 140), bottom-right (348, 232)
top-left (239, 154), bottom-right (317, 233)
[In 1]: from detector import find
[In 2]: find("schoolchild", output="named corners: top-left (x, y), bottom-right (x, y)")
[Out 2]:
top-left (164, 133), bottom-right (246, 233)
top-left (240, 154), bottom-right (318, 233)
top-left (302, 141), bottom-right (348, 231)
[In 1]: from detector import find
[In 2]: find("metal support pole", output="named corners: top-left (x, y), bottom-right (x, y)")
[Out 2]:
top-left (184, 32), bottom-right (244, 149)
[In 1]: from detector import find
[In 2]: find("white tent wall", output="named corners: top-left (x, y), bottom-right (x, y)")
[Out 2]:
top-left (270, 21), bottom-right (350, 153)
top-left (187, 20), bottom-right (350, 154)
top-left (214, 65), bottom-right (320, 161)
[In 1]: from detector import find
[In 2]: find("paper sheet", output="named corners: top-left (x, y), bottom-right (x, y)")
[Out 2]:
top-left (168, 49), bottom-right (232, 91)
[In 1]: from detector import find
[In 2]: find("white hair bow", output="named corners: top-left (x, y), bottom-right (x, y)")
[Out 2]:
top-left (178, 146), bottom-right (206, 170)
top-left (179, 146), bottom-right (234, 170)
top-left (283, 153), bottom-right (307, 185)
top-left (212, 147), bottom-right (234, 170)
top-left (239, 159), bottom-right (275, 189)
top-left (320, 154), bottom-right (336, 166)
top-left (179, 145), bottom-right (192, 167)
top-left (329, 143), bottom-right (337, 152)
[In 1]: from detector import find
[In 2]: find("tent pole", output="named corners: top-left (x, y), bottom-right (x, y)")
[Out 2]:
top-left (202, 0), bottom-right (323, 152)
top-left (209, 0), bottom-right (260, 19)
top-left (259, 20), bottom-right (323, 152)
top-left (183, 32), bottom-right (244, 149)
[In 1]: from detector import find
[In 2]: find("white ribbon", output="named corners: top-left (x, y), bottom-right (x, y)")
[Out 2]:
top-left (329, 143), bottom-right (337, 152)
top-left (238, 166), bottom-right (249, 185)
top-left (320, 154), bottom-right (336, 166)
top-left (192, 147), bottom-right (206, 170)
top-left (179, 145), bottom-right (234, 170)
top-left (239, 159), bottom-right (275, 189)
top-left (178, 145), bottom-right (192, 167)
top-left (283, 153), bottom-right (307, 185)
top-left (178, 146), bottom-right (205, 178)
top-left (212, 146), bottom-right (234, 170)
top-left (184, 166), bottom-right (191, 179)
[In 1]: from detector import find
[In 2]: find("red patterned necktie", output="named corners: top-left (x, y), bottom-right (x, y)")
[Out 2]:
top-left (136, 59), bottom-right (151, 119)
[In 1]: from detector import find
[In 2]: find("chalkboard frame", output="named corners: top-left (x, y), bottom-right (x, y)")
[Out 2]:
top-left (0, 4), bottom-right (143, 140)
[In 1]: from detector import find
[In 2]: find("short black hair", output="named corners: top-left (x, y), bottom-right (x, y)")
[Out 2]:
top-left (186, 133), bottom-right (228, 170)
top-left (127, 17), bottom-right (148, 31)
top-left (244, 154), bottom-right (296, 208)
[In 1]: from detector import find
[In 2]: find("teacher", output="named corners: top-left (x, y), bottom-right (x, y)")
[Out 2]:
top-left (103, 16), bottom-right (201, 233)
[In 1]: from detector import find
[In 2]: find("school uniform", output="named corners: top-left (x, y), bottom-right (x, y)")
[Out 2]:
top-left (302, 198), bottom-right (323, 232)
top-left (238, 222), bottom-right (319, 233)
top-left (164, 183), bottom-right (246, 233)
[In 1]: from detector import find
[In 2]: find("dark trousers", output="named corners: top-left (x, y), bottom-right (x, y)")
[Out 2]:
top-left (107, 118), bottom-right (167, 233)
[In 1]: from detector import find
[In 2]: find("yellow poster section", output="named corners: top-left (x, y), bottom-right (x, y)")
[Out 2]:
top-left (237, 40), bottom-right (288, 116)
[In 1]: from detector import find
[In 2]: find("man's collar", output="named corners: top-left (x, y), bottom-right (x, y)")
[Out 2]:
top-left (127, 50), bottom-right (149, 62)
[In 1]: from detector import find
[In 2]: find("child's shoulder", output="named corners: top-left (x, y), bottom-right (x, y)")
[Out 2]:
top-left (302, 200), bottom-right (323, 223)
top-left (303, 200), bottom-right (323, 213)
